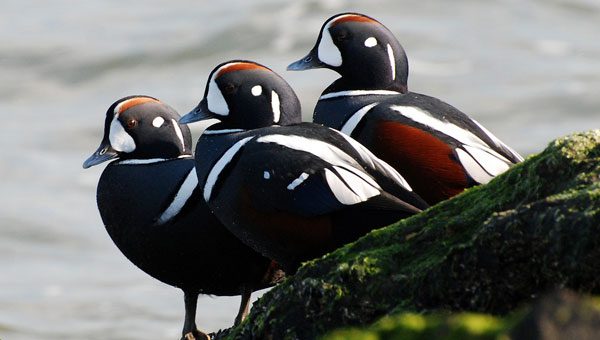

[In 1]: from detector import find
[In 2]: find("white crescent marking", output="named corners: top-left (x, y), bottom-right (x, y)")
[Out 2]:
top-left (204, 137), bottom-right (253, 201)
top-left (156, 168), bottom-right (199, 225)
top-left (109, 115), bottom-right (136, 153)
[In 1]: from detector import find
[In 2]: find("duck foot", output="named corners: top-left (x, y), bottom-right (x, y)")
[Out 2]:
top-left (181, 329), bottom-right (211, 340)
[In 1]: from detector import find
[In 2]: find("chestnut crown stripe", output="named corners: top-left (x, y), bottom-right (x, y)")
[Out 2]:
top-left (215, 62), bottom-right (270, 78)
top-left (114, 97), bottom-right (160, 115)
top-left (330, 13), bottom-right (379, 27)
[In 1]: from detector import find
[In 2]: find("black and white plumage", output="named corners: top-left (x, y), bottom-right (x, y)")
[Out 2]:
top-left (288, 12), bottom-right (523, 205)
top-left (83, 96), bottom-right (283, 340)
top-left (180, 61), bottom-right (428, 272)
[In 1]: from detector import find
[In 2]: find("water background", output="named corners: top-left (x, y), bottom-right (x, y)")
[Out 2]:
top-left (1, 0), bottom-right (599, 339)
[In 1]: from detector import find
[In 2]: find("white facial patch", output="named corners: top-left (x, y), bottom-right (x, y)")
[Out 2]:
top-left (152, 116), bottom-right (165, 128)
top-left (251, 85), bottom-right (263, 96)
top-left (263, 171), bottom-right (270, 179)
top-left (207, 63), bottom-right (242, 116)
top-left (271, 91), bottom-right (281, 123)
top-left (364, 37), bottom-right (377, 47)
top-left (318, 24), bottom-right (343, 67)
top-left (387, 44), bottom-right (396, 81)
top-left (109, 115), bottom-right (136, 153)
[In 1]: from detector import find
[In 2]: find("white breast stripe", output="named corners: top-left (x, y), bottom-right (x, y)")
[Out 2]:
top-left (204, 137), bottom-right (253, 201)
top-left (471, 118), bottom-right (524, 162)
top-left (271, 90), bottom-right (281, 123)
top-left (462, 145), bottom-right (510, 177)
top-left (109, 115), bottom-right (136, 153)
top-left (455, 148), bottom-right (494, 184)
top-left (390, 105), bottom-right (513, 164)
top-left (156, 168), bottom-right (198, 225)
top-left (287, 172), bottom-right (309, 190)
top-left (387, 44), bottom-right (396, 81)
top-left (171, 119), bottom-right (186, 152)
top-left (329, 128), bottom-right (413, 191)
top-left (320, 90), bottom-right (400, 100)
top-left (341, 103), bottom-right (379, 135)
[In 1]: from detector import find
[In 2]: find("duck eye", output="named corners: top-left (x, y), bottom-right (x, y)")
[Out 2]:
top-left (223, 83), bottom-right (236, 95)
top-left (126, 119), bottom-right (137, 129)
top-left (334, 31), bottom-right (349, 43)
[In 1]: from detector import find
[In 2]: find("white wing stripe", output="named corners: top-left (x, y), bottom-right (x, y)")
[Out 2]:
top-left (329, 128), bottom-right (413, 191)
top-left (471, 118), bottom-right (524, 162)
top-left (455, 148), bottom-right (494, 184)
top-left (463, 145), bottom-right (510, 177)
top-left (333, 166), bottom-right (380, 203)
top-left (204, 137), bottom-right (253, 201)
top-left (391, 105), bottom-right (513, 163)
top-left (156, 168), bottom-right (198, 225)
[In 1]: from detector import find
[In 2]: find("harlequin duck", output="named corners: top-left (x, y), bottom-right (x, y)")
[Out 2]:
top-left (179, 60), bottom-right (428, 272)
top-left (83, 95), bottom-right (283, 340)
top-left (288, 12), bottom-right (523, 205)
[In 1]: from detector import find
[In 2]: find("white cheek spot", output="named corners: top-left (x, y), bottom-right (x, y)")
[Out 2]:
top-left (364, 37), bottom-right (377, 48)
top-left (251, 85), bottom-right (263, 96)
top-left (318, 28), bottom-right (343, 67)
top-left (109, 115), bottom-right (136, 153)
top-left (207, 78), bottom-right (229, 116)
top-left (263, 171), bottom-right (270, 179)
top-left (152, 116), bottom-right (165, 128)
top-left (271, 91), bottom-right (281, 123)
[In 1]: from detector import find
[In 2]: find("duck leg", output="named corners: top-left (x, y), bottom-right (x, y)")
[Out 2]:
top-left (233, 287), bottom-right (253, 326)
top-left (181, 290), bottom-right (209, 340)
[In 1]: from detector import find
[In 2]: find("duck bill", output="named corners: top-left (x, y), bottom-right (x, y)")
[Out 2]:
top-left (287, 48), bottom-right (325, 71)
top-left (83, 142), bottom-right (118, 169)
top-left (179, 99), bottom-right (215, 124)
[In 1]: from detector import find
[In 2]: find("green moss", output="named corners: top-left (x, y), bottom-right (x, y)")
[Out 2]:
top-left (222, 130), bottom-right (600, 340)
top-left (322, 312), bottom-right (510, 340)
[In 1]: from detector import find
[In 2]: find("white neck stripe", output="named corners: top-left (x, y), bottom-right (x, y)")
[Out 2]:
top-left (320, 90), bottom-right (401, 100)
top-left (202, 128), bottom-right (246, 135)
top-left (156, 168), bottom-right (198, 225)
top-left (387, 44), bottom-right (396, 81)
top-left (117, 155), bottom-right (192, 165)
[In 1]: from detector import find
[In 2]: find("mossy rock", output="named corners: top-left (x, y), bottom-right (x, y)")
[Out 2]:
top-left (323, 289), bottom-right (600, 340)
top-left (221, 130), bottom-right (600, 340)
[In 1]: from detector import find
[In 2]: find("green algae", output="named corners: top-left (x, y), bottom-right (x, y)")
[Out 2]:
top-left (221, 130), bottom-right (600, 340)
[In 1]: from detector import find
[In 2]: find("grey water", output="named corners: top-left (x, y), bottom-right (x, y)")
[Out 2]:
top-left (1, 0), bottom-right (599, 339)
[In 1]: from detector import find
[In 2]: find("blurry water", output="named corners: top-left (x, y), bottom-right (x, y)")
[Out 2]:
top-left (1, 0), bottom-right (599, 339)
